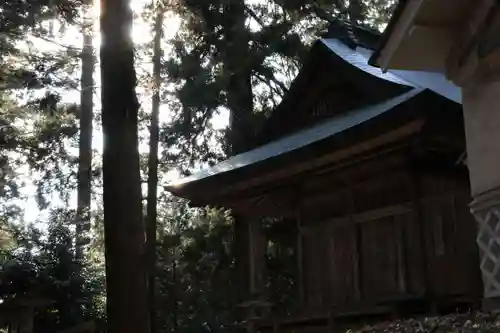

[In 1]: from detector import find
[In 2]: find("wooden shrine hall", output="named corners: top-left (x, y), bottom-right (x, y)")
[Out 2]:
top-left (166, 22), bottom-right (483, 332)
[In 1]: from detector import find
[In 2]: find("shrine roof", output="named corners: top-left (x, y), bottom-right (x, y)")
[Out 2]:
top-left (165, 88), bottom-right (424, 199)
top-left (367, 0), bottom-right (462, 103)
top-left (165, 22), bottom-right (462, 203)
top-left (323, 37), bottom-right (461, 104)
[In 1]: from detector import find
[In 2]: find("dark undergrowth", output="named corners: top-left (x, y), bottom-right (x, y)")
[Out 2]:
top-left (347, 312), bottom-right (500, 333)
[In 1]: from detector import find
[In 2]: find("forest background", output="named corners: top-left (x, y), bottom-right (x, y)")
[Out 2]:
top-left (0, 1), bottom-right (396, 332)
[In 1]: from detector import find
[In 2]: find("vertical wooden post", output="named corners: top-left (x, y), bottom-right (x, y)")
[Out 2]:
top-left (235, 212), bottom-right (267, 300)
top-left (18, 307), bottom-right (34, 333)
top-left (248, 217), bottom-right (266, 297)
top-left (234, 210), bottom-right (269, 333)
top-left (346, 179), bottom-right (363, 301)
top-left (395, 216), bottom-right (408, 294)
top-left (272, 319), bottom-right (280, 333)
top-left (353, 224), bottom-right (363, 301)
top-left (462, 81), bottom-right (500, 309)
top-left (408, 157), bottom-right (431, 297)
top-left (328, 310), bottom-right (335, 333)
top-left (234, 215), bottom-right (251, 304)
top-left (295, 200), bottom-right (305, 305)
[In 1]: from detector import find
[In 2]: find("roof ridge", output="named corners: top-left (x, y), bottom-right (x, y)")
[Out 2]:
top-left (321, 19), bottom-right (382, 50)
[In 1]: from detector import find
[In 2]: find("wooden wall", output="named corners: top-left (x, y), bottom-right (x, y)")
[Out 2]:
top-left (295, 152), bottom-right (481, 315)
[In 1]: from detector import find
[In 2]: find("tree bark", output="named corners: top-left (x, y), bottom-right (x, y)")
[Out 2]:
top-left (100, 0), bottom-right (149, 332)
top-left (224, 0), bottom-right (254, 155)
top-left (223, 2), bottom-right (255, 323)
top-left (348, 0), bottom-right (363, 24)
top-left (171, 256), bottom-right (178, 333)
top-left (76, 4), bottom-right (93, 261)
top-left (146, 4), bottom-right (164, 333)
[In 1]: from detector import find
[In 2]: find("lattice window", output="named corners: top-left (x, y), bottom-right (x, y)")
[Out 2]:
top-left (311, 95), bottom-right (334, 118)
top-left (475, 206), bottom-right (500, 298)
top-left (308, 84), bottom-right (362, 123)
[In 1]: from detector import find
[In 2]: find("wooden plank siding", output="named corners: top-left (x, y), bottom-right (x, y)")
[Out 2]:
top-left (252, 149), bottom-right (480, 333)
top-left (295, 153), bottom-right (481, 316)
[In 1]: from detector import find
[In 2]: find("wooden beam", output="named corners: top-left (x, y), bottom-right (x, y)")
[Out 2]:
top-left (222, 187), bottom-right (296, 218)
top-left (193, 142), bottom-right (412, 209)
top-left (213, 120), bottom-right (425, 198)
top-left (56, 322), bottom-right (95, 333)
top-left (300, 204), bottom-right (415, 232)
top-left (413, 19), bottom-right (462, 30)
top-left (308, 150), bottom-right (408, 187)
top-left (378, 0), bottom-right (425, 71)
top-left (352, 205), bottom-right (414, 224)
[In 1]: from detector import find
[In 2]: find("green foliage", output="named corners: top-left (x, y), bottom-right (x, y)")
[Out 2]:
top-left (162, 0), bottom-right (396, 169)
top-left (155, 207), bottom-right (237, 333)
top-left (0, 0), bottom-right (82, 36)
top-left (0, 0), bottom-right (101, 332)
top-left (0, 1), bottom-right (398, 332)
top-left (163, 0), bottom-right (309, 162)
top-left (0, 0), bottom-right (83, 211)
top-left (0, 210), bottom-right (106, 332)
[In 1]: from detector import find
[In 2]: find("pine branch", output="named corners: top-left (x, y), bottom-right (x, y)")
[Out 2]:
top-left (244, 6), bottom-right (266, 28)
top-left (3, 31), bottom-right (83, 52)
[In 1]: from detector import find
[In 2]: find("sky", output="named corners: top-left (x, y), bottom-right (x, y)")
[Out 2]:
top-left (15, 0), bottom-right (296, 225)
top-left (16, 0), bottom-right (231, 224)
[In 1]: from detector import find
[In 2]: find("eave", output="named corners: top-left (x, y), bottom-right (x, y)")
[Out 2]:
top-left (165, 89), bottom-right (426, 205)
top-left (370, 0), bottom-right (476, 72)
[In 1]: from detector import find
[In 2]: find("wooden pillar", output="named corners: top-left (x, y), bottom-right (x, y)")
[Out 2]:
top-left (408, 160), bottom-right (430, 297)
top-left (234, 213), bottom-right (266, 298)
top-left (347, 182), bottom-right (363, 301)
top-left (234, 215), bottom-right (251, 303)
top-left (16, 307), bottom-right (34, 333)
top-left (372, 0), bottom-right (500, 311)
top-left (444, 5), bottom-right (500, 307)
top-left (295, 208), bottom-right (305, 304)
top-left (248, 217), bottom-right (266, 297)
top-left (462, 81), bottom-right (500, 307)
top-left (234, 212), bottom-right (269, 332)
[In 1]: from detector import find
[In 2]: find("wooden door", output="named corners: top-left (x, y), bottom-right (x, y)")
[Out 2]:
top-left (360, 216), bottom-right (405, 301)
top-left (328, 224), bottom-right (358, 305)
top-left (421, 192), bottom-right (482, 299)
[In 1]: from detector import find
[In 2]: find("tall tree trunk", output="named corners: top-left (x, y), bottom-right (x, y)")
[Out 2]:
top-left (348, 0), bottom-right (363, 24)
top-left (171, 256), bottom-right (178, 333)
top-left (224, 0), bottom-right (254, 155)
top-left (146, 4), bottom-right (164, 333)
top-left (100, 0), bottom-right (149, 332)
top-left (223, 2), bottom-right (255, 324)
top-left (223, 0), bottom-right (253, 301)
top-left (76, 3), bottom-right (94, 261)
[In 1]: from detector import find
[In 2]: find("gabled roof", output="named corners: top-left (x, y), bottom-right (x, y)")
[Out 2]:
top-left (386, 69), bottom-right (461, 104)
top-left (166, 88), bottom-right (424, 197)
top-left (320, 38), bottom-right (416, 87)
top-left (367, 0), bottom-right (463, 104)
top-left (165, 22), bottom-right (464, 202)
top-left (255, 30), bottom-right (412, 146)
top-left (368, 0), bottom-right (475, 72)
top-left (323, 37), bottom-right (462, 103)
